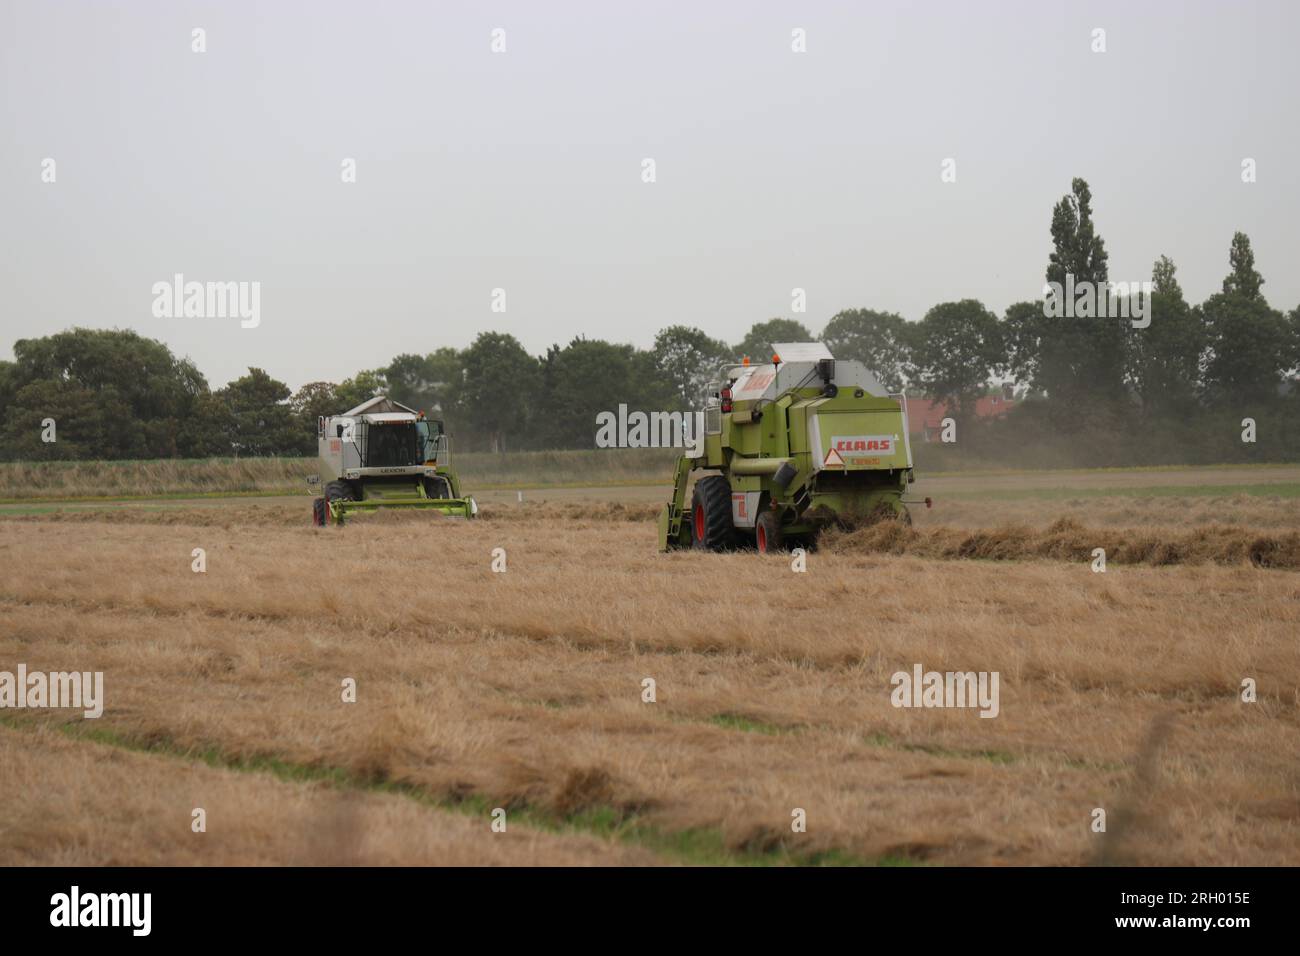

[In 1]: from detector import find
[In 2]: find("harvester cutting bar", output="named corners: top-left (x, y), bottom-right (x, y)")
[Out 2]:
top-left (327, 496), bottom-right (475, 524)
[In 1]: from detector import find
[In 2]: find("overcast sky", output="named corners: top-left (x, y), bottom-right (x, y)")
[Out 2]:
top-left (2, 0), bottom-right (1297, 391)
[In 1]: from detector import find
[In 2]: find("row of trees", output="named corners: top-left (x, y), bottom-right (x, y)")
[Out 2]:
top-left (0, 335), bottom-right (311, 460)
top-left (2, 177), bottom-right (1298, 461)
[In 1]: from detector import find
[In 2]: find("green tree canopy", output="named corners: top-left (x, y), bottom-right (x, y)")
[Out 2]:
top-left (424, 346), bottom-right (466, 420)
top-left (215, 368), bottom-right (300, 456)
top-left (1047, 177), bottom-right (1108, 288)
top-left (535, 337), bottom-right (671, 449)
top-left (652, 325), bottom-right (731, 407)
top-left (460, 333), bottom-right (537, 452)
top-left (1127, 256), bottom-right (1205, 415)
top-left (1200, 297), bottom-right (1293, 405)
top-left (905, 300), bottom-right (1003, 421)
top-left (288, 381), bottom-right (345, 451)
top-left (1222, 231), bottom-right (1264, 300)
top-left (2, 379), bottom-right (131, 460)
top-left (2, 328), bottom-right (209, 459)
top-left (821, 308), bottom-right (910, 392)
top-left (1152, 254), bottom-right (1183, 300)
top-left (290, 381), bottom-right (343, 423)
top-left (1200, 232), bottom-right (1293, 404)
top-left (333, 369), bottom-right (387, 413)
top-left (1036, 177), bottom-right (1127, 412)
top-left (733, 318), bottom-right (814, 362)
top-left (383, 353), bottom-right (441, 414)
top-left (1001, 300), bottom-right (1045, 395)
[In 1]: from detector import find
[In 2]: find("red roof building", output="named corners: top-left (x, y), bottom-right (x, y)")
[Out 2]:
top-left (906, 391), bottom-right (1018, 441)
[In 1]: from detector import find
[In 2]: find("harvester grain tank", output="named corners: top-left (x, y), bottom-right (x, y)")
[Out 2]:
top-left (310, 396), bottom-right (476, 525)
top-left (658, 342), bottom-right (925, 552)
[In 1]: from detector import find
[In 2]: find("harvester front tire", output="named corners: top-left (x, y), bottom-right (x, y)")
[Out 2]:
top-left (690, 475), bottom-right (733, 552)
top-left (423, 476), bottom-right (451, 499)
top-left (325, 480), bottom-right (353, 502)
top-left (311, 497), bottom-right (327, 526)
top-left (755, 510), bottom-right (784, 554)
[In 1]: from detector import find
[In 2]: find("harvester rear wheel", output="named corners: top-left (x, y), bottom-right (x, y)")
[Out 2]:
top-left (755, 510), bottom-right (784, 554)
top-left (690, 475), bottom-right (733, 552)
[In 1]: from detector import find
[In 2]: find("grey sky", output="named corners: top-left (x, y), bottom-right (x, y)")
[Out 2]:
top-left (2, 0), bottom-right (1297, 391)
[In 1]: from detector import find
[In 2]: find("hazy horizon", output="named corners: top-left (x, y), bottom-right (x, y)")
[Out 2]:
top-left (2, 0), bottom-right (1297, 391)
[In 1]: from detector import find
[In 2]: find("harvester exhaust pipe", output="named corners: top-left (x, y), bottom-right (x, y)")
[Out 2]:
top-left (818, 358), bottom-right (837, 397)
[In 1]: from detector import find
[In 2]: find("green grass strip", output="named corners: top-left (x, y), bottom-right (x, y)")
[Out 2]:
top-left (0, 715), bottom-right (902, 867)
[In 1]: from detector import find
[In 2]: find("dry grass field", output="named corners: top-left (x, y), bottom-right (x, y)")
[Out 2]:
top-left (2, 468), bottom-right (1299, 866)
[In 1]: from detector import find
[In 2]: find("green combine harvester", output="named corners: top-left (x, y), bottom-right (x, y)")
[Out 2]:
top-left (310, 396), bottom-right (476, 525)
top-left (658, 342), bottom-right (927, 553)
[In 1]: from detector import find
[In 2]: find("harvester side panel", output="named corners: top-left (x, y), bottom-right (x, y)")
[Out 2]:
top-left (807, 402), bottom-right (911, 472)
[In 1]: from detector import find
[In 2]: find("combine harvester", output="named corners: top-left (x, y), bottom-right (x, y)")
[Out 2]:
top-left (310, 396), bottom-right (476, 525)
top-left (658, 342), bottom-right (928, 553)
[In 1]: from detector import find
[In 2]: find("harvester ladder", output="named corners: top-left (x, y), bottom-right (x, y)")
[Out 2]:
top-left (667, 454), bottom-right (693, 541)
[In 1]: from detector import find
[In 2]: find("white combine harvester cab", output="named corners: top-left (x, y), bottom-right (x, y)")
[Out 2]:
top-left (317, 397), bottom-right (442, 481)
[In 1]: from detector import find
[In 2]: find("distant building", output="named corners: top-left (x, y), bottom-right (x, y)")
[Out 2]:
top-left (906, 386), bottom-right (1018, 441)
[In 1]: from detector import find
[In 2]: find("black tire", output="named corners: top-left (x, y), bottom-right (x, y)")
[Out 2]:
top-left (755, 510), bottom-right (784, 554)
top-left (423, 475), bottom-right (451, 499)
top-left (690, 475), bottom-right (733, 552)
top-left (325, 480), bottom-right (353, 503)
top-left (311, 497), bottom-right (326, 526)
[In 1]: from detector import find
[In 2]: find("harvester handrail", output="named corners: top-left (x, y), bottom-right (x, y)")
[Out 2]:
top-left (720, 363), bottom-right (748, 377)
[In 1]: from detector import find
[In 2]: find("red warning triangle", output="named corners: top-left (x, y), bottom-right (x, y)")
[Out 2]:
top-left (824, 447), bottom-right (845, 467)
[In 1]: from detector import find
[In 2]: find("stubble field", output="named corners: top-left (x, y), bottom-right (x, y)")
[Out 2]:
top-left (2, 466), bottom-right (1298, 866)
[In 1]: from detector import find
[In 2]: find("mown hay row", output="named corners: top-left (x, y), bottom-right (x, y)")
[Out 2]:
top-left (821, 517), bottom-right (1300, 569)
